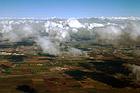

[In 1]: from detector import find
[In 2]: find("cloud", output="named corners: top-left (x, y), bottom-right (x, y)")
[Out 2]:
top-left (35, 37), bottom-right (61, 56)
top-left (67, 47), bottom-right (88, 57)
top-left (0, 17), bottom-right (140, 56)
top-left (127, 64), bottom-right (140, 84)
top-left (66, 18), bottom-right (85, 28)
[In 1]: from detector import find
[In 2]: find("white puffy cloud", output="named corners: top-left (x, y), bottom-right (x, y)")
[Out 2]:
top-left (0, 17), bottom-right (140, 56)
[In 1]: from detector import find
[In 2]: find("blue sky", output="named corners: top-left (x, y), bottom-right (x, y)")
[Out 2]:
top-left (0, 0), bottom-right (140, 18)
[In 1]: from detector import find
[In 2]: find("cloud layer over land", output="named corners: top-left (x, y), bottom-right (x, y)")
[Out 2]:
top-left (0, 17), bottom-right (140, 56)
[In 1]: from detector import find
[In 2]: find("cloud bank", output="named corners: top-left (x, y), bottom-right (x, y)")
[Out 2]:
top-left (0, 17), bottom-right (140, 56)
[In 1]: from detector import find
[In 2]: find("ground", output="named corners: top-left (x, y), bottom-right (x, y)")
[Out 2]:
top-left (0, 40), bottom-right (140, 93)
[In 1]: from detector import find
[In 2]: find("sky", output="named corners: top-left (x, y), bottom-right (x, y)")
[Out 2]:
top-left (0, 0), bottom-right (140, 18)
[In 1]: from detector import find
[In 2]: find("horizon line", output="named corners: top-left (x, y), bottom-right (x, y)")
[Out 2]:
top-left (0, 16), bottom-right (140, 19)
